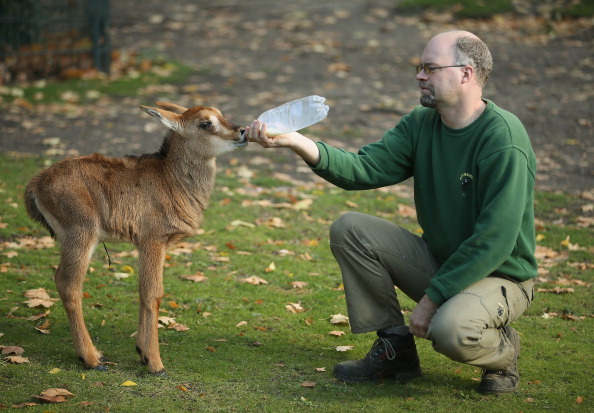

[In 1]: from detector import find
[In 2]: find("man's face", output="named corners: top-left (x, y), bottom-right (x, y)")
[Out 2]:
top-left (416, 35), bottom-right (460, 109)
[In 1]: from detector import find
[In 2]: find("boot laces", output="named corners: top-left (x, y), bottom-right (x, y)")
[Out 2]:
top-left (367, 337), bottom-right (396, 361)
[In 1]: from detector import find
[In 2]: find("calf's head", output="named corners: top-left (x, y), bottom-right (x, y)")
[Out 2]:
top-left (140, 102), bottom-right (247, 158)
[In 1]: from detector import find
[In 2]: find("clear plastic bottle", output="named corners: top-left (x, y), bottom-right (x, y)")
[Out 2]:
top-left (257, 95), bottom-right (329, 136)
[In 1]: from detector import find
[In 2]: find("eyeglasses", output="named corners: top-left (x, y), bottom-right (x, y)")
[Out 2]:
top-left (416, 64), bottom-right (465, 75)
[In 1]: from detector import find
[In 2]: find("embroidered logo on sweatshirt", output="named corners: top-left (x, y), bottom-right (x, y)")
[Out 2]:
top-left (459, 173), bottom-right (473, 194)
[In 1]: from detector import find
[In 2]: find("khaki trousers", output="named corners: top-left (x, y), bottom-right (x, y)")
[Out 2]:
top-left (329, 212), bottom-right (534, 370)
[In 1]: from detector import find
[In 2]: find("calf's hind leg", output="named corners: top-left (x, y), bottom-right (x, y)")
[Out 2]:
top-left (55, 236), bottom-right (106, 370)
top-left (135, 242), bottom-right (166, 375)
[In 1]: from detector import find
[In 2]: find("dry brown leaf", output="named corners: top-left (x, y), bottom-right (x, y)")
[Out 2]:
top-left (33, 395), bottom-right (68, 404)
top-left (169, 323), bottom-right (190, 332)
top-left (239, 276), bottom-right (268, 285)
top-left (398, 203), bottom-right (417, 218)
top-left (23, 288), bottom-right (51, 300)
top-left (41, 388), bottom-right (74, 398)
top-left (292, 199), bottom-right (313, 210)
top-left (229, 220), bottom-right (256, 228)
top-left (301, 381), bottom-right (316, 388)
top-left (181, 273), bottom-right (208, 283)
top-left (289, 281), bottom-right (308, 289)
top-left (4, 355), bottom-right (30, 364)
top-left (330, 314), bottom-right (349, 325)
top-left (23, 298), bottom-right (56, 308)
top-left (537, 287), bottom-right (574, 294)
top-left (285, 302), bottom-right (306, 313)
top-left (11, 402), bottom-right (38, 408)
top-left (158, 316), bottom-right (176, 326)
top-left (329, 330), bottom-right (346, 337)
top-left (1, 345), bottom-right (25, 355)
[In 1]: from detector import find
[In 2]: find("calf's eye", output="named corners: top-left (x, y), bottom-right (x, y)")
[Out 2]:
top-left (199, 122), bottom-right (212, 129)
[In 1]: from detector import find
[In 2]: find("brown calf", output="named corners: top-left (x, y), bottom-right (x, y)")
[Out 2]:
top-left (25, 102), bottom-right (247, 375)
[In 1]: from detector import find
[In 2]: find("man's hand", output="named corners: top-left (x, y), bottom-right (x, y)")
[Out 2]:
top-left (244, 120), bottom-right (321, 166)
top-left (409, 294), bottom-right (438, 339)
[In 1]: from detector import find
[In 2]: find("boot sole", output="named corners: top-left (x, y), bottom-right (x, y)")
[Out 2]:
top-left (334, 367), bottom-right (422, 383)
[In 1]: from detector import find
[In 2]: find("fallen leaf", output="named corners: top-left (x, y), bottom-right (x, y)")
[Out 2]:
top-left (121, 381), bottom-right (137, 386)
top-left (40, 388), bottom-right (74, 398)
top-left (24, 288), bottom-right (51, 300)
top-left (239, 276), bottom-right (268, 285)
top-left (265, 262), bottom-right (276, 272)
top-left (315, 367), bottom-right (327, 372)
top-left (292, 199), bottom-right (313, 210)
top-left (335, 346), bottom-right (354, 352)
top-left (229, 220), bottom-right (256, 228)
top-left (330, 314), bottom-right (349, 325)
top-left (537, 287), bottom-right (574, 294)
top-left (120, 265), bottom-right (135, 274)
top-left (4, 355), bottom-right (29, 364)
top-left (33, 395), bottom-right (68, 404)
top-left (113, 272), bottom-right (130, 280)
top-left (560, 235), bottom-right (582, 250)
top-left (301, 381), bottom-right (316, 388)
top-left (1, 345), bottom-right (25, 355)
top-left (289, 281), bottom-right (309, 289)
top-left (168, 323), bottom-right (190, 332)
top-left (48, 368), bottom-right (61, 374)
top-left (181, 272), bottom-right (208, 283)
top-left (285, 302), bottom-right (306, 313)
top-left (329, 330), bottom-right (346, 337)
top-left (158, 316), bottom-right (176, 326)
top-left (23, 298), bottom-right (56, 308)
top-left (398, 203), bottom-right (417, 218)
top-left (236, 321), bottom-right (248, 327)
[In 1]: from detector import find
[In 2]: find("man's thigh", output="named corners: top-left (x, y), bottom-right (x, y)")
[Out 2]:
top-left (331, 212), bottom-right (440, 302)
top-left (433, 276), bottom-right (533, 330)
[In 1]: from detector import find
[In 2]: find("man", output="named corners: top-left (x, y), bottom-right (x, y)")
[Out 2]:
top-left (245, 30), bottom-right (537, 394)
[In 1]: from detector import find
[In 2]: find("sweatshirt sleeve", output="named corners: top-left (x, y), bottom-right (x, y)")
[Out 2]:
top-left (425, 144), bottom-right (536, 305)
top-left (311, 116), bottom-right (416, 189)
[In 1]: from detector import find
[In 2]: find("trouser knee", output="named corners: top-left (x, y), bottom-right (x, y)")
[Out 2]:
top-left (329, 212), bottom-right (364, 244)
top-left (428, 318), bottom-right (475, 364)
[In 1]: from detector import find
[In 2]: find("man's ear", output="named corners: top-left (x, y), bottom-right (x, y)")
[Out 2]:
top-left (461, 65), bottom-right (474, 84)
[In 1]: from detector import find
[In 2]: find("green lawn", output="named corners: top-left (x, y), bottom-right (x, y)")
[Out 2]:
top-left (0, 152), bottom-right (592, 412)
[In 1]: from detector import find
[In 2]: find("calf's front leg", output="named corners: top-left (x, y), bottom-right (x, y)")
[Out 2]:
top-left (135, 242), bottom-right (166, 375)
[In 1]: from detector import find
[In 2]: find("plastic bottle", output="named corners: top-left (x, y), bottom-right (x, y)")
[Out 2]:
top-left (257, 95), bottom-right (329, 136)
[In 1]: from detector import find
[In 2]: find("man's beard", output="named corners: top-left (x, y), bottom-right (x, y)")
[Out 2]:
top-left (419, 82), bottom-right (436, 108)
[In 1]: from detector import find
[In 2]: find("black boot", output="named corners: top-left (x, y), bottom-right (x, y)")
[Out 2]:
top-left (478, 326), bottom-right (520, 394)
top-left (333, 330), bottom-right (422, 383)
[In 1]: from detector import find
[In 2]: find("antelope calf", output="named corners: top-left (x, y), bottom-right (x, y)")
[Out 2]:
top-left (25, 102), bottom-right (247, 375)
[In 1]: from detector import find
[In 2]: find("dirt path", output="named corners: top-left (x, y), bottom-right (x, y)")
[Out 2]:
top-left (2, 0), bottom-right (592, 194)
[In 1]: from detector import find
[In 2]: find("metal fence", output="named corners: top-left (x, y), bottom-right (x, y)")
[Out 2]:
top-left (0, 0), bottom-right (110, 84)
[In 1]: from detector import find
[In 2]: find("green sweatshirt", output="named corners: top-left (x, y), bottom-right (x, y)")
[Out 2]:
top-left (312, 99), bottom-right (537, 306)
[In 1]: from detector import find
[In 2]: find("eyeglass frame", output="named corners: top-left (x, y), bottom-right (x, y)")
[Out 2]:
top-left (416, 64), bottom-right (466, 75)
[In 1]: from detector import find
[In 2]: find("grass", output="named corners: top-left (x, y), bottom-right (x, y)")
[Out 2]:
top-left (0, 152), bottom-right (592, 412)
top-left (0, 56), bottom-right (197, 106)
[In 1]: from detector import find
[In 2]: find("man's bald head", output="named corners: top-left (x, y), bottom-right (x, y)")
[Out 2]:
top-left (426, 31), bottom-right (493, 88)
